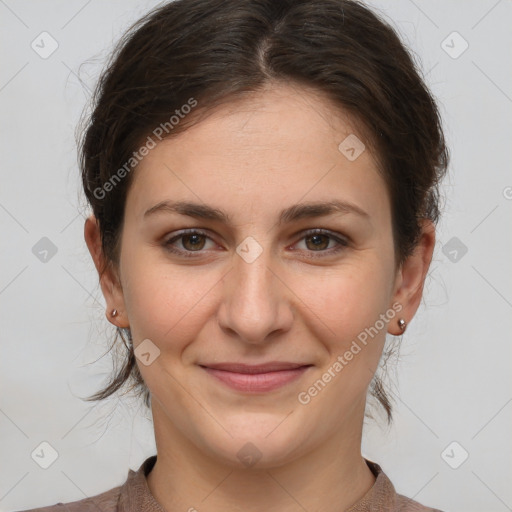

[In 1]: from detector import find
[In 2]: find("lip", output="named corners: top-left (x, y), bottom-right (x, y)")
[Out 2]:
top-left (199, 362), bottom-right (313, 392)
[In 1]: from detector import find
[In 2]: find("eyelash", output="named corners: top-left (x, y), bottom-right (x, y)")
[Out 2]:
top-left (163, 228), bottom-right (349, 259)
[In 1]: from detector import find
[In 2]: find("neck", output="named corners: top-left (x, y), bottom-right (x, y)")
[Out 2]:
top-left (146, 400), bottom-right (376, 512)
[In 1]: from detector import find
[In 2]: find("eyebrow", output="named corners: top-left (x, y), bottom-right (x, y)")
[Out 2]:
top-left (143, 199), bottom-right (370, 225)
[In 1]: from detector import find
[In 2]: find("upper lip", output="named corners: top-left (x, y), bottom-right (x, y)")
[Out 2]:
top-left (199, 362), bottom-right (312, 374)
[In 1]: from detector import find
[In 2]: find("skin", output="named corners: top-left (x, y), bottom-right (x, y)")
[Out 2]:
top-left (85, 82), bottom-right (435, 512)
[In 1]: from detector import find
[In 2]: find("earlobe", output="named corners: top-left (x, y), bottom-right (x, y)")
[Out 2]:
top-left (84, 215), bottom-right (130, 329)
top-left (388, 313), bottom-right (407, 336)
top-left (387, 219), bottom-right (436, 335)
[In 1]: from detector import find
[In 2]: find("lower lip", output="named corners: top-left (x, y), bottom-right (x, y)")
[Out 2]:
top-left (201, 366), bottom-right (311, 392)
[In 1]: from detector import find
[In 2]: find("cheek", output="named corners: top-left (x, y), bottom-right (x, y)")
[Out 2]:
top-left (120, 257), bottom-right (209, 398)
top-left (120, 246), bottom-right (219, 345)
top-left (298, 257), bottom-right (394, 343)
top-left (296, 263), bottom-right (394, 410)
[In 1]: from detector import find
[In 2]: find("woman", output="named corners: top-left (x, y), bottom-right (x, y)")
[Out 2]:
top-left (19, 0), bottom-right (448, 510)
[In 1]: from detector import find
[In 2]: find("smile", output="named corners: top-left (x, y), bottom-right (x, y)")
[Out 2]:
top-left (199, 364), bottom-right (313, 393)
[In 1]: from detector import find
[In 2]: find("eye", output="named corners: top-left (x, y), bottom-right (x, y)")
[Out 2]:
top-left (164, 229), bottom-right (217, 257)
top-left (292, 229), bottom-right (349, 258)
top-left (163, 228), bottom-right (348, 259)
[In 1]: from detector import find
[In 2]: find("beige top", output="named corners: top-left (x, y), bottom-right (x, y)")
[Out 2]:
top-left (16, 455), bottom-right (443, 511)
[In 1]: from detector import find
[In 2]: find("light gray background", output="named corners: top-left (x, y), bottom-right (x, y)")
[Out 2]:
top-left (1, 1), bottom-right (511, 511)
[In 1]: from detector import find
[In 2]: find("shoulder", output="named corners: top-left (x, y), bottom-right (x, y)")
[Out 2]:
top-left (348, 459), bottom-right (445, 512)
top-left (394, 492), bottom-right (445, 511)
top-left (12, 480), bottom-right (123, 512)
top-left (13, 455), bottom-right (158, 512)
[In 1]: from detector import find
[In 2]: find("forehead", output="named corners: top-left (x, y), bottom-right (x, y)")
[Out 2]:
top-left (126, 83), bottom-right (390, 225)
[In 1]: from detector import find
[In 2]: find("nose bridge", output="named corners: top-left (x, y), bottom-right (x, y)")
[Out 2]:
top-left (219, 239), bottom-right (289, 343)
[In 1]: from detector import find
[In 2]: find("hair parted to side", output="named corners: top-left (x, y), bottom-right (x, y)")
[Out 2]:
top-left (79, 0), bottom-right (449, 422)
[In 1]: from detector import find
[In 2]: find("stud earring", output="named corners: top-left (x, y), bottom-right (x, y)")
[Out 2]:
top-left (398, 318), bottom-right (406, 332)
top-left (111, 309), bottom-right (118, 318)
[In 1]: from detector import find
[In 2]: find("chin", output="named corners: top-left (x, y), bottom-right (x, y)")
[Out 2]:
top-left (198, 416), bottom-right (309, 470)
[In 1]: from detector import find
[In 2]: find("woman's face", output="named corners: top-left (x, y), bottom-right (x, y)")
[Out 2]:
top-left (101, 83), bottom-right (421, 468)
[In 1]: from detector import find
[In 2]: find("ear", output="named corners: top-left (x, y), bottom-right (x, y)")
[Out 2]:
top-left (84, 214), bottom-right (129, 328)
top-left (388, 219), bottom-right (435, 335)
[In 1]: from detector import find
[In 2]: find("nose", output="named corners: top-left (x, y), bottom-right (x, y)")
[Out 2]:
top-left (217, 244), bottom-right (294, 345)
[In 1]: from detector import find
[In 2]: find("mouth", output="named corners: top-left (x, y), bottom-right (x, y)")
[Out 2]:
top-left (199, 362), bottom-right (313, 393)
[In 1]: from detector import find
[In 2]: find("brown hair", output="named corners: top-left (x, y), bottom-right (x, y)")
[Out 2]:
top-left (79, 0), bottom-right (448, 422)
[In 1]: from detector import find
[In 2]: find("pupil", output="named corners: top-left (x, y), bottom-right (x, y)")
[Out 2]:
top-left (185, 234), bottom-right (203, 250)
top-left (309, 234), bottom-right (327, 250)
